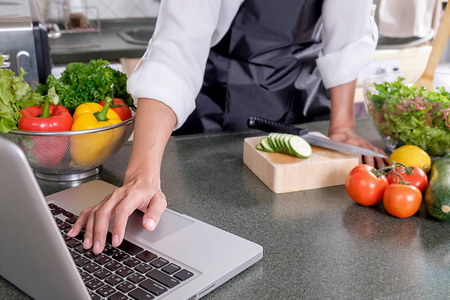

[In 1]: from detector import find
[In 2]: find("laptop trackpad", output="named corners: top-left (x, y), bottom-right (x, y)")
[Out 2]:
top-left (123, 210), bottom-right (194, 243)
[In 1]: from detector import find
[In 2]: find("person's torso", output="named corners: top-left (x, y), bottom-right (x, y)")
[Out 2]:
top-left (174, 0), bottom-right (330, 135)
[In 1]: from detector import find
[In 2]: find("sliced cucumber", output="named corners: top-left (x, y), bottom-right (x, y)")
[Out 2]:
top-left (255, 133), bottom-right (312, 159)
top-left (255, 144), bottom-right (265, 151)
top-left (288, 135), bottom-right (312, 158)
top-left (282, 134), bottom-right (295, 156)
top-left (270, 133), bottom-right (281, 152)
top-left (268, 133), bottom-right (278, 151)
top-left (272, 133), bottom-right (282, 152)
top-left (260, 137), bottom-right (275, 153)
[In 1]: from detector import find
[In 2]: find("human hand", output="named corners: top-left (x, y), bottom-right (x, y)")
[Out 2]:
top-left (67, 177), bottom-right (167, 254)
top-left (328, 126), bottom-right (388, 169)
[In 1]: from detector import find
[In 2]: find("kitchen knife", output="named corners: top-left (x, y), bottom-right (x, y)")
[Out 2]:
top-left (247, 117), bottom-right (387, 158)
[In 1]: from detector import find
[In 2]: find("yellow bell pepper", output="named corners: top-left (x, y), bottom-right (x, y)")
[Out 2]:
top-left (70, 97), bottom-right (123, 168)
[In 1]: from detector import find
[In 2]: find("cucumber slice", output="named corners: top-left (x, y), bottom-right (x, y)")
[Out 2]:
top-left (260, 137), bottom-right (275, 153)
top-left (288, 136), bottom-right (312, 158)
top-left (277, 133), bottom-right (287, 153)
top-left (276, 133), bottom-right (289, 154)
top-left (283, 134), bottom-right (293, 154)
top-left (255, 144), bottom-right (265, 151)
top-left (268, 133), bottom-right (278, 151)
top-left (276, 133), bottom-right (286, 153)
top-left (269, 133), bottom-right (280, 152)
top-left (282, 134), bottom-right (295, 156)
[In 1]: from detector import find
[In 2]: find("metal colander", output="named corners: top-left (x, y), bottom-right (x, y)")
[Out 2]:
top-left (2, 117), bottom-right (134, 181)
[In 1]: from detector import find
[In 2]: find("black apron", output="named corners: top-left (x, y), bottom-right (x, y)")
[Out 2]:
top-left (174, 0), bottom-right (330, 135)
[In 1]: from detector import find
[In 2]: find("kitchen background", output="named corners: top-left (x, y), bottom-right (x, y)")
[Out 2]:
top-left (39, 0), bottom-right (160, 19)
top-left (6, 0), bottom-right (450, 115)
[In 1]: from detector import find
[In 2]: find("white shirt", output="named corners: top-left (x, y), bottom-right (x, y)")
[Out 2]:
top-left (127, 0), bottom-right (378, 130)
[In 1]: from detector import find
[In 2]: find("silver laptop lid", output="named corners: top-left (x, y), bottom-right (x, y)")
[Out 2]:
top-left (0, 137), bottom-right (91, 300)
top-left (0, 136), bottom-right (263, 299)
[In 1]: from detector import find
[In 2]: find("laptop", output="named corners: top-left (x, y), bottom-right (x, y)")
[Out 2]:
top-left (0, 136), bottom-right (263, 300)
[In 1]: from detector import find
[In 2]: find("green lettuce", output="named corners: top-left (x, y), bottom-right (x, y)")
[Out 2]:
top-left (366, 76), bottom-right (450, 157)
top-left (0, 56), bottom-right (45, 133)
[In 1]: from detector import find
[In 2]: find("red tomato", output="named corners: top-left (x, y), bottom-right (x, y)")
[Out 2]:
top-left (383, 184), bottom-right (422, 218)
top-left (387, 166), bottom-right (428, 193)
top-left (99, 98), bottom-right (132, 121)
top-left (345, 164), bottom-right (389, 206)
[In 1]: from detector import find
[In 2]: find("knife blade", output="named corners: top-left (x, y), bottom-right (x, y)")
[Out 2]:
top-left (247, 117), bottom-right (387, 158)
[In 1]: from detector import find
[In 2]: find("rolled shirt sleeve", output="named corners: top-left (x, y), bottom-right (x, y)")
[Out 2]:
top-left (316, 0), bottom-right (379, 89)
top-left (127, 0), bottom-right (243, 130)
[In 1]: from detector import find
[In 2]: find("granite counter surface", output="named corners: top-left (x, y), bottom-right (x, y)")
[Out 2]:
top-left (2, 117), bottom-right (450, 300)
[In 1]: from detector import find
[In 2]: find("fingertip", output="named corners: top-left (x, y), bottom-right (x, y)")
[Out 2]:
top-left (67, 228), bottom-right (74, 237)
top-left (112, 234), bottom-right (121, 247)
top-left (143, 218), bottom-right (157, 231)
top-left (83, 237), bottom-right (92, 249)
top-left (67, 224), bottom-right (82, 237)
top-left (69, 216), bottom-right (87, 238)
top-left (93, 241), bottom-right (103, 254)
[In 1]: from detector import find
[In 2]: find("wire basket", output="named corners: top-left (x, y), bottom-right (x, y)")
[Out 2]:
top-left (1, 117), bottom-right (134, 181)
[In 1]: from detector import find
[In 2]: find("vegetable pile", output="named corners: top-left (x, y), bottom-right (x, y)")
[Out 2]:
top-left (36, 59), bottom-right (134, 114)
top-left (346, 162), bottom-right (427, 219)
top-left (345, 156), bottom-right (450, 222)
top-left (366, 76), bottom-right (450, 157)
top-left (0, 56), bottom-right (135, 168)
top-left (344, 144), bottom-right (450, 221)
top-left (0, 57), bottom-right (134, 134)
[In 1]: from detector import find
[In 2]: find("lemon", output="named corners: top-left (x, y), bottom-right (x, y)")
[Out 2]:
top-left (389, 145), bottom-right (431, 173)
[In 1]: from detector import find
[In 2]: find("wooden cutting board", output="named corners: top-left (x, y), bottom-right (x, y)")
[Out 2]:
top-left (243, 133), bottom-right (359, 193)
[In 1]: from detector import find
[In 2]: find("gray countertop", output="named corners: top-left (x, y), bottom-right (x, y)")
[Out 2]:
top-left (2, 117), bottom-right (450, 300)
top-left (49, 18), bottom-right (155, 64)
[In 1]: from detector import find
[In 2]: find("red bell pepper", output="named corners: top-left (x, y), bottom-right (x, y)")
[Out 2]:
top-left (99, 98), bottom-right (132, 121)
top-left (19, 99), bottom-right (73, 131)
top-left (18, 98), bottom-right (73, 167)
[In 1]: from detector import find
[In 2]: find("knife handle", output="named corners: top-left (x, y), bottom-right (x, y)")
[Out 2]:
top-left (247, 117), bottom-right (308, 136)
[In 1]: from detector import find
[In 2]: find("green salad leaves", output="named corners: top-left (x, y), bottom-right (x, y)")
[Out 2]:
top-left (0, 56), bottom-right (47, 133)
top-left (36, 59), bottom-right (134, 114)
top-left (366, 76), bottom-right (450, 157)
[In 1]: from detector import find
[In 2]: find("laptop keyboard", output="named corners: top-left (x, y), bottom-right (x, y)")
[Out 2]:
top-left (49, 203), bottom-right (195, 300)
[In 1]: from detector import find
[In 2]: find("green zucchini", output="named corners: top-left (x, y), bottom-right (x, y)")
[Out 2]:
top-left (255, 133), bottom-right (312, 159)
top-left (255, 144), bottom-right (265, 151)
top-left (260, 137), bottom-right (275, 153)
top-left (288, 136), bottom-right (312, 158)
top-left (424, 159), bottom-right (450, 221)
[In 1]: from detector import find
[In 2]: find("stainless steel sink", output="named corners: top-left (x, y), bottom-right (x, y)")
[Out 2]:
top-left (117, 26), bottom-right (155, 45)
